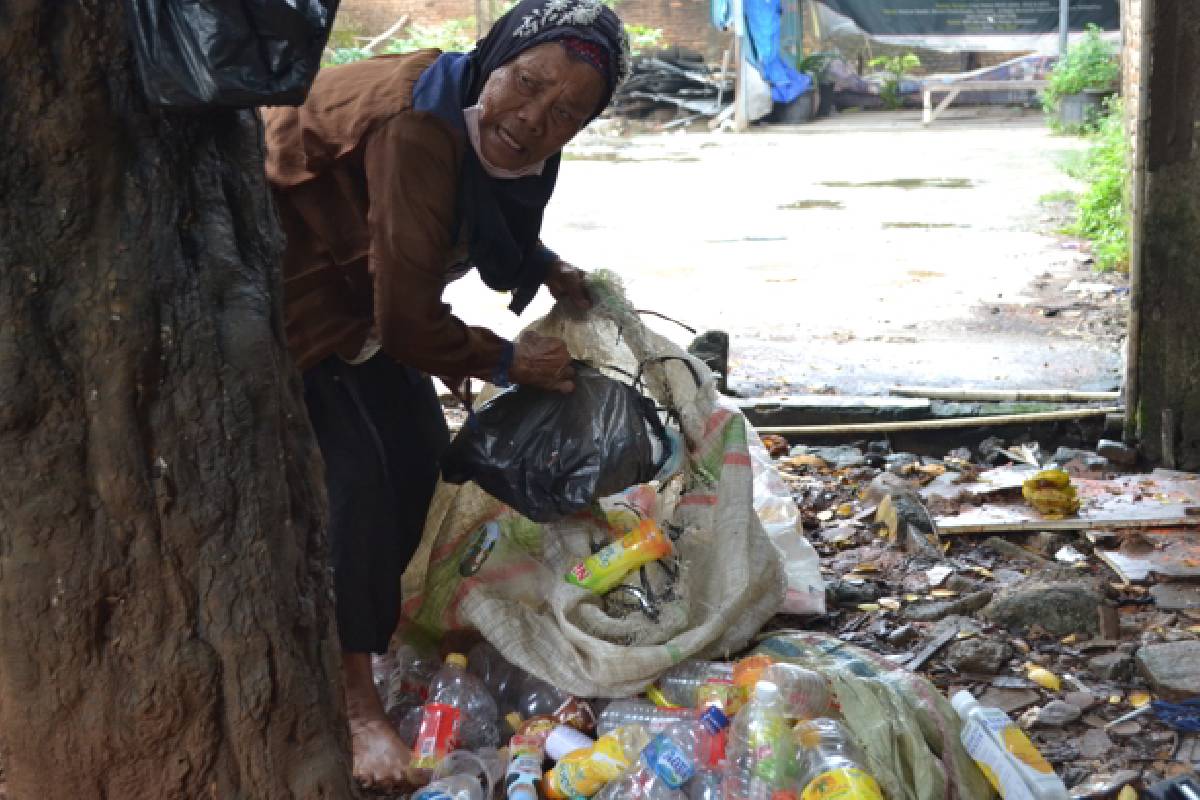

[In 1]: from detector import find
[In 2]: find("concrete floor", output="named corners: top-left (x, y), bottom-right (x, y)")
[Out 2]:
top-left (444, 107), bottom-right (1126, 395)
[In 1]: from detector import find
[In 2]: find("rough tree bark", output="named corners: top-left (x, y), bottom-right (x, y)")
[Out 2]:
top-left (0, 3), bottom-right (356, 798)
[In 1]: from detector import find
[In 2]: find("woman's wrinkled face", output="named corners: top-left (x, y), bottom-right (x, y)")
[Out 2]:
top-left (477, 42), bottom-right (606, 171)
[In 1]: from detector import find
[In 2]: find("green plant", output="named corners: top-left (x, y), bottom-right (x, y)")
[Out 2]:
top-left (625, 23), bottom-right (664, 56)
top-left (1043, 24), bottom-right (1119, 130)
top-left (1070, 98), bottom-right (1129, 272)
top-left (868, 52), bottom-right (920, 110)
top-left (796, 51), bottom-right (836, 82)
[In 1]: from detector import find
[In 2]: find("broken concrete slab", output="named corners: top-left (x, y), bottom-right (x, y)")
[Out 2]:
top-left (739, 395), bottom-right (931, 429)
top-left (1098, 534), bottom-right (1200, 583)
top-left (981, 579), bottom-right (1103, 636)
top-left (1137, 641), bottom-right (1200, 701)
top-left (978, 686), bottom-right (1040, 714)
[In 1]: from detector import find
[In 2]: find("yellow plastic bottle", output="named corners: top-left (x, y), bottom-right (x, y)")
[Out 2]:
top-left (565, 520), bottom-right (673, 594)
top-left (543, 724), bottom-right (650, 798)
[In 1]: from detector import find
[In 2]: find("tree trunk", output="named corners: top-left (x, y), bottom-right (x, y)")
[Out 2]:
top-left (0, 3), bottom-right (355, 798)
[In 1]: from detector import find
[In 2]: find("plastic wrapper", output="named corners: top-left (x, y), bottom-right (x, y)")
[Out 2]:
top-left (441, 365), bottom-right (667, 523)
top-left (122, 0), bottom-right (338, 108)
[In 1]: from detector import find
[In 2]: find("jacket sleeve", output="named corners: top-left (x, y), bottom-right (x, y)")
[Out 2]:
top-left (363, 112), bottom-right (510, 381)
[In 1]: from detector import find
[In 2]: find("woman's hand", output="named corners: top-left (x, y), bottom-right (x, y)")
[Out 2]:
top-left (510, 331), bottom-right (575, 393)
top-left (544, 261), bottom-right (592, 311)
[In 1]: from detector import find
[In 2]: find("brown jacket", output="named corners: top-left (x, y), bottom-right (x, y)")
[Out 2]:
top-left (263, 50), bottom-right (508, 378)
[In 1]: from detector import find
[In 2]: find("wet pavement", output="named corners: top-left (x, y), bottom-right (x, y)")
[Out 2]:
top-left (445, 108), bottom-right (1126, 395)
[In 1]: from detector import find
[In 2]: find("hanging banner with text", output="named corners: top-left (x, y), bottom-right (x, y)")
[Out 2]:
top-left (818, 0), bottom-right (1118, 36)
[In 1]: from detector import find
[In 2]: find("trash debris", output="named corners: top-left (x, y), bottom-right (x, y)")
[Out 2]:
top-left (1022, 468), bottom-right (1081, 519)
top-left (610, 52), bottom-right (733, 122)
top-left (124, 0), bottom-right (337, 108)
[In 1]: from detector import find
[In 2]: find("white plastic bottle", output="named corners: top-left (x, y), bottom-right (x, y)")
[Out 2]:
top-left (594, 707), bottom-right (731, 800)
top-left (723, 681), bottom-right (795, 800)
top-left (951, 690), bottom-right (1069, 800)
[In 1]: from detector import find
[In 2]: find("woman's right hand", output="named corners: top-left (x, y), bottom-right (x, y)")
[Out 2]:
top-left (510, 331), bottom-right (575, 393)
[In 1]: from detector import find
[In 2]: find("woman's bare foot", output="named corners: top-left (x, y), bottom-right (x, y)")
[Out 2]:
top-left (344, 652), bottom-right (412, 791)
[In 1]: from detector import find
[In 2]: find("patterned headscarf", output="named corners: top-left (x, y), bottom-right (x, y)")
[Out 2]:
top-left (413, 0), bottom-right (631, 313)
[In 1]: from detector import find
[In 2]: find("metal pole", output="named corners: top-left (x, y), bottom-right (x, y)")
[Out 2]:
top-left (1059, 0), bottom-right (1070, 56)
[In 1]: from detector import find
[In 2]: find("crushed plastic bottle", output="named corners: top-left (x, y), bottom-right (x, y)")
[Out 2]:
top-left (411, 654), bottom-right (500, 778)
top-left (793, 718), bottom-right (883, 799)
top-left (384, 643), bottom-right (441, 725)
top-left (723, 681), bottom-right (796, 800)
top-left (762, 663), bottom-right (834, 721)
top-left (544, 724), bottom-right (651, 798)
top-left (599, 699), bottom-right (704, 737)
top-left (594, 706), bottom-right (730, 800)
top-left (655, 661), bottom-right (737, 708)
top-left (411, 774), bottom-right (484, 800)
top-left (415, 749), bottom-right (501, 800)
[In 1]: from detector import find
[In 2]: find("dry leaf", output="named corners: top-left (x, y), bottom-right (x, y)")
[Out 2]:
top-left (857, 603), bottom-right (881, 612)
top-left (852, 563), bottom-right (879, 574)
top-left (930, 589), bottom-right (958, 598)
top-left (904, 594), bottom-right (921, 602)
top-left (878, 598), bottom-right (902, 611)
top-left (1129, 691), bottom-right (1151, 708)
top-left (1061, 634), bottom-right (1080, 645)
top-left (1108, 693), bottom-right (1123, 705)
top-left (1117, 788), bottom-right (1138, 800)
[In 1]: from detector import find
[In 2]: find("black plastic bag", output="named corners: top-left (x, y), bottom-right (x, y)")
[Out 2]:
top-left (123, 0), bottom-right (339, 108)
top-left (441, 366), bottom-right (668, 523)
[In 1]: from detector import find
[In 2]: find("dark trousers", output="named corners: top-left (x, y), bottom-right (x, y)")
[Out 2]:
top-left (303, 354), bottom-right (449, 653)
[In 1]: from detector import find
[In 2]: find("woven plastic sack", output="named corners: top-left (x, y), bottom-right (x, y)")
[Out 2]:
top-left (122, 0), bottom-right (338, 108)
top-left (754, 632), bottom-right (997, 800)
top-left (401, 272), bottom-right (787, 697)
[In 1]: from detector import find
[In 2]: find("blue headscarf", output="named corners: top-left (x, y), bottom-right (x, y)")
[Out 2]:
top-left (413, 0), bottom-right (630, 313)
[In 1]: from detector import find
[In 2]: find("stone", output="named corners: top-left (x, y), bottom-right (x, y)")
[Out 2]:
top-left (887, 624), bottom-right (918, 646)
top-left (1034, 700), bottom-right (1082, 726)
top-left (946, 447), bottom-right (973, 463)
top-left (1150, 582), bottom-right (1200, 610)
top-left (1064, 690), bottom-right (1100, 711)
top-left (1137, 641), bottom-right (1200, 701)
top-left (1030, 531), bottom-right (1073, 557)
top-left (980, 580), bottom-right (1104, 636)
top-left (810, 446), bottom-right (865, 469)
top-left (943, 638), bottom-right (1014, 675)
top-left (1078, 728), bottom-right (1115, 759)
top-left (905, 590), bottom-right (993, 623)
top-left (1088, 652), bottom-right (1134, 681)
top-left (1097, 439), bottom-right (1137, 467)
top-left (978, 687), bottom-right (1040, 714)
top-left (885, 453), bottom-right (920, 473)
top-left (1048, 446), bottom-right (1110, 477)
top-left (829, 579), bottom-right (883, 607)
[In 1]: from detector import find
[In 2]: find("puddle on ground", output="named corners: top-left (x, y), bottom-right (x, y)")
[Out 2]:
top-left (563, 152), bottom-right (700, 163)
top-left (779, 200), bottom-right (844, 210)
top-left (883, 222), bottom-right (970, 229)
top-left (820, 178), bottom-right (975, 189)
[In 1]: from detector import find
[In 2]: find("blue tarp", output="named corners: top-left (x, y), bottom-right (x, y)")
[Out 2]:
top-left (738, 0), bottom-right (811, 103)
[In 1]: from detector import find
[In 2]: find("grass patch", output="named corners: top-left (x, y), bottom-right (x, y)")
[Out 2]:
top-left (1066, 99), bottom-right (1129, 272)
top-left (1039, 190), bottom-right (1076, 205)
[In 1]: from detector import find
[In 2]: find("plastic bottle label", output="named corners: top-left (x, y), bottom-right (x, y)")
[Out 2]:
top-left (412, 703), bottom-right (461, 769)
top-left (800, 768), bottom-right (884, 800)
top-left (643, 735), bottom-right (695, 788)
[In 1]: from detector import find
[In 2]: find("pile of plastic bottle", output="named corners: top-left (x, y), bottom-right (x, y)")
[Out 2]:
top-left (377, 642), bottom-right (890, 800)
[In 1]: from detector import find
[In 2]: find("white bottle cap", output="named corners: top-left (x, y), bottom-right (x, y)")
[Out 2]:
top-left (950, 690), bottom-right (979, 719)
top-left (545, 725), bottom-right (594, 761)
top-left (753, 680), bottom-right (780, 704)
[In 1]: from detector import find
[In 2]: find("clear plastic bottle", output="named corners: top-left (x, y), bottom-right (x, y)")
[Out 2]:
top-left (594, 707), bottom-right (731, 800)
top-left (656, 661), bottom-right (737, 707)
top-left (467, 641), bottom-right (523, 712)
top-left (384, 643), bottom-right (441, 717)
top-left (411, 774), bottom-right (484, 800)
top-left (762, 663), bottom-right (834, 721)
top-left (687, 768), bottom-right (726, 800)
top-left (723, 681), bottom-right (796, 800)
top-left (599, 699), bottom-right (703, 737)
top-left (411, 653), bottom-right (501, 777)
top-left (793, 718), bottom-right (884, 799)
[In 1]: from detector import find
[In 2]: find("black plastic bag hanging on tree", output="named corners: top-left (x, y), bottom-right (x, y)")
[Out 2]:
top-left (441, 365), bottom-right (669, 523)
top-left (122, 0), bottom-right (339, 108)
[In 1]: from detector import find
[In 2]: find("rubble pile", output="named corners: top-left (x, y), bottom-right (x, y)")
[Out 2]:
top-left (610, 53), bottom-right (733, 122)
top-left (769, 433), bottom-right (1200, 794)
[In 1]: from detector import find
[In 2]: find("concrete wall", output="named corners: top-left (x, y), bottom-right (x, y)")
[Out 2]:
top-left (1131, 0), bottom-right (1200, 468)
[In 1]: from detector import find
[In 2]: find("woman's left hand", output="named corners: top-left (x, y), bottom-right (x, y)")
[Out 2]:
top-left (544, 261), bottom-right (592, 311)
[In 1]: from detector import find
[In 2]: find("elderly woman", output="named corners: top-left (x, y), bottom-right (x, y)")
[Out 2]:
top-left (262, 0), bottom-right (629, 788)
